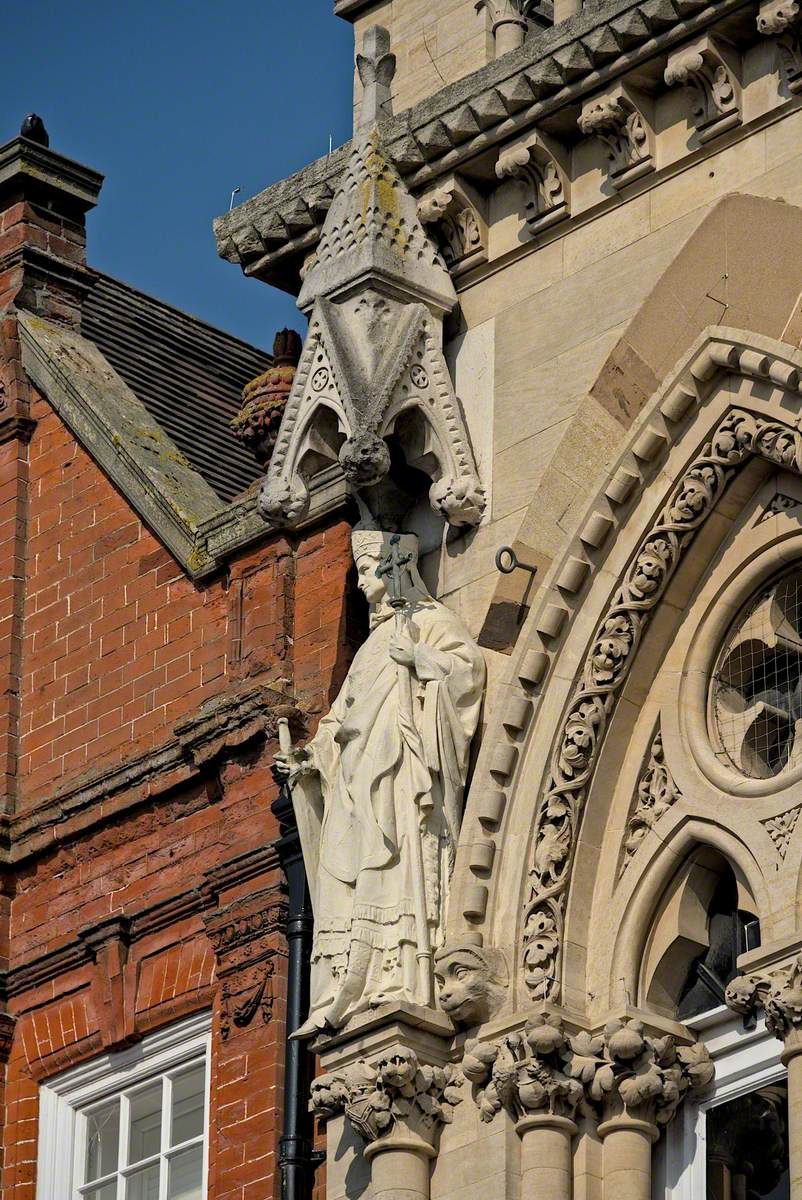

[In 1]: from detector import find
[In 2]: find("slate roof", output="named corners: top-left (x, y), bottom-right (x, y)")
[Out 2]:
top-left (82, 271), bottom-right (272, 503)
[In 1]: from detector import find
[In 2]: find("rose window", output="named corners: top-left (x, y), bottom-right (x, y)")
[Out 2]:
top-left (710, 571), bottom-right (802, 779)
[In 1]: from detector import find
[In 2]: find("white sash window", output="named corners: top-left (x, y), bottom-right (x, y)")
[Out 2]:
top-left (37, 1012), bottom-right (211, 1200)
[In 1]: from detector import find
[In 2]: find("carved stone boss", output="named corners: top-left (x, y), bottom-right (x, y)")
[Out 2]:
top-left (260, 28), bottom-right (485, 532)
top-left (463, 1015), bottom-right (713, 1199)
top-left (524, 408), bottom-right (802, 1003)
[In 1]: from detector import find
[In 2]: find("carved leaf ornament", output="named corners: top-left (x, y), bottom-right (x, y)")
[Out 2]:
top-left (463, 1015), bottom-right (713, 1127)
top-left (524, 409), bottom-right (802, 1001)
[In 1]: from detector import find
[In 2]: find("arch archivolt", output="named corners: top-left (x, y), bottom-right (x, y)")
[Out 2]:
top-left (453, 326), bottom-right (802, 1020)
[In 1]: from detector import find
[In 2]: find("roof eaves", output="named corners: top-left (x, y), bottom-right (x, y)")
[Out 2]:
top-left (18, 310), bottom-right (224, 579)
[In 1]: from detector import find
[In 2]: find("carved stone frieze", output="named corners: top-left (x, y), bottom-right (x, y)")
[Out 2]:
top-left (622, 729), bottom-right (682, 871)
top-left (496, 132), bottom-right (570, 235)
top-left (463, 1015), bottom-right (713, 1129)
top-left (434, 940), bottom-right (508, 1026)
top-left (524, 407), bottom-right (802, 1001)
top-left (579, 84), bottom-right (655, 189)
top-left (417, 176), bottom-right (488, 276)
top-left (312, 1047), bottom-right (462, 1145)
top-left (664, 35), bottom-right (742, 143)
top-left (757, 0), bottom-right (802, 93)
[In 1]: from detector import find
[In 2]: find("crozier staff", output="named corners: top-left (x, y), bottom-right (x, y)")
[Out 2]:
top-left (275, 529), bottom-right (485, 1037)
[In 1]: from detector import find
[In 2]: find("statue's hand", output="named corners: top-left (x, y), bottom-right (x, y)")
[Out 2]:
top-left (274, 747), bottom-right (315, 782)
top-left (389, 631), bottom-right (416, 668)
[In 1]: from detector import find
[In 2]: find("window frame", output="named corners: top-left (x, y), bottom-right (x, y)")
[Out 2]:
top-left (656, 1004), bottom-right (785, 1199)
top-left (37, 1011), bottom-right (211, 1200)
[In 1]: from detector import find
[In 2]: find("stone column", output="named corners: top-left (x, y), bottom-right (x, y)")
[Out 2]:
top-left (597, 1115), bottom-right (657, 1200)
top-left (517, 1112), bottom-right (577, 1199)
top-left (463, 1013), bottom-right (713, 1200)
top-left (728, 956), bottom-right (802, 1200)
top-left (312, 1008), bottom-right (459, 1200)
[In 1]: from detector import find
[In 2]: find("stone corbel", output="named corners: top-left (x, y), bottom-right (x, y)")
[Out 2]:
top-left (78, 915), bottom-right (139, 1051)
top-left (313, 1039), bottom-right (461, 1200)
top-left (578, 84), bottom-right (655, 189)
top-left (496, 131), bottom-right (571, 236)
top-left (464, 1015), bottom-right (713, 1200)
top-left (664, 35), bottom-right (742, 144)
top-left (417, 176), bottom-right (488, 278)
top-left (757, 0), bottom-right (802, 94)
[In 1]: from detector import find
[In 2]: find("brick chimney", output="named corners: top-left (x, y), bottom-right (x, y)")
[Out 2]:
top-left (0, 115), bottom-right (103, 326)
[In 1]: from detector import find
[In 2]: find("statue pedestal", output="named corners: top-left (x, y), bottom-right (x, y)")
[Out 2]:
top-left (314, 1005), bottom-right (456, 1200)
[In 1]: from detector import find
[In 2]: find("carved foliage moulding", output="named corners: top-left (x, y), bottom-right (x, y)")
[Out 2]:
top-left (523, 404), bottom-right (802, 1002)
top-left (621, 727), bottom-right (683, 874)
top-left (417, 177), bottom-right (488, 277)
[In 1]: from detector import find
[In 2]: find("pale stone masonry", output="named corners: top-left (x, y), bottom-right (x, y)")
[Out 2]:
top-left (219, 0), bottom-right (802, 1195)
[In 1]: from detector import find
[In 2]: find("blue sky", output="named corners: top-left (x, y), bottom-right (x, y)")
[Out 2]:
top-left (4, 2), bottom-right (354, 350)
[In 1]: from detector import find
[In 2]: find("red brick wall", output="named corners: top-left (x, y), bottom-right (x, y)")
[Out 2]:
top-left (0, 386), bottom-right (357, 1197)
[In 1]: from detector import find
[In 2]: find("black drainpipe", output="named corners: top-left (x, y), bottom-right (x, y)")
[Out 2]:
top-left (272, 781), bottom-right (321, 1200)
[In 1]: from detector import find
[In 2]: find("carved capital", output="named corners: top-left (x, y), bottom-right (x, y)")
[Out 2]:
top-left (463, 1017), bottom-right (712, 1130)
top-left (579, 85), bottom-right (654, 189)
top-left (417, 177), bottom-right (488, 277)
top-left (202, 889), bottom-right (286, 1041)
top-left (312, 1047), bottom-right (462, 1146)
top-left (757, 0), bottom-right (802, 93)
top-left (664, 36), bottom-right (742, 143)
top-left (727, 955), bottom-right (802, 1042)
top-left (476, 0), bottom-right (536, 38)
top-left (496, 132), bottom-right (570, 235)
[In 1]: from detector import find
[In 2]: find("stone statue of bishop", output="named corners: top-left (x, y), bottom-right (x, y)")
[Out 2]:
top-left (276, 529), bottom-right (485, 1037)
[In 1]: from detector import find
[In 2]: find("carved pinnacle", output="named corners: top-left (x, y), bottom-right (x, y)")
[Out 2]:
top-left (356, 26), bottom-right (396, 132)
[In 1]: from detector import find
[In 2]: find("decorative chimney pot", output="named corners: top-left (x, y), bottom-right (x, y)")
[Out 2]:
top-left (231, 328), bottom-right (302, 468)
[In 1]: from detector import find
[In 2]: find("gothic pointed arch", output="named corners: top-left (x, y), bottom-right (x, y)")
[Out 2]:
top-left (453, 326), bottom-right (802, 1020)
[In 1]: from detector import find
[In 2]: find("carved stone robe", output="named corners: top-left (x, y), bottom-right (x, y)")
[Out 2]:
top-left (292, 593), bottom-right (485, 1030)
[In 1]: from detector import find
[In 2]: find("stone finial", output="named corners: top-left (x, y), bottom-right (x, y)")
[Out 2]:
top-left (312, 1047), bottom-right (462, 1144)
top-left (231, 328), bottom-right (302, 468)
top-left (20, 113), bottom-right (49, 146)
top-left (463, 1016), bottom-right (713, 1129)
top-left (356, 26), bottom-right (396, 131)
